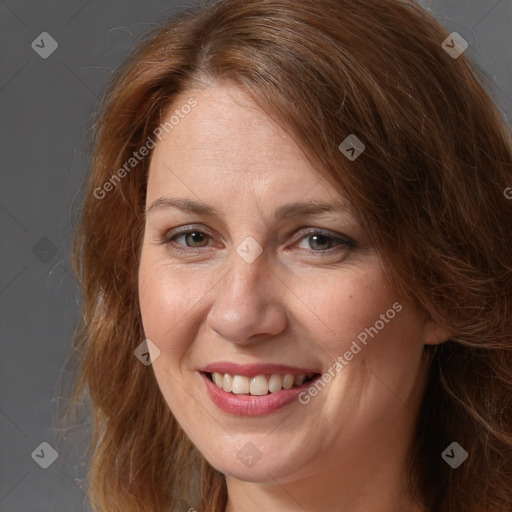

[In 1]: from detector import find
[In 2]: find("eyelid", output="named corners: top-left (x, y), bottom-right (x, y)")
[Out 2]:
top-left (291, 227), bottom-right (355, 246)
top-left (167, 224), bottom-right (215, 239)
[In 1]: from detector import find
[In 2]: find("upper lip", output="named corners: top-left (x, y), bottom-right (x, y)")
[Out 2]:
top-left (201, 362), bottom-right (321, 377)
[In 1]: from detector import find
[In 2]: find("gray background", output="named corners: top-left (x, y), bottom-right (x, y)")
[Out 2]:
top-left (0, 1), bottom-right (510, 510)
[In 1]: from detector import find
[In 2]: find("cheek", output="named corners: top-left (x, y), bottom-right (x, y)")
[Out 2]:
top-left (138, 248), bottom-right (218, 357)
top-left (138, 251), bottom-right (189, 345)
top-left (299, 263), bottom-right (395, 351)
top-left (309, 265), bottom-right (425, 395)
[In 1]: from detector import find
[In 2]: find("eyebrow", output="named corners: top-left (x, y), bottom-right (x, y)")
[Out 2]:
top-left (146, 197), bottom-right (350, 221)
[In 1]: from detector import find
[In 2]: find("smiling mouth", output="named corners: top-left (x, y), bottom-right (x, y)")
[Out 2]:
top-left (203, 371), bottom-right (320, 396)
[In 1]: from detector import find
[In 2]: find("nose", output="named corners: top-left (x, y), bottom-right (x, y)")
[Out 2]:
top-left (206, 247), bottom-right (288, 347)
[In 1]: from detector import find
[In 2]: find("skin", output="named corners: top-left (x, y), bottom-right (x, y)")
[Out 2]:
top-left (138, 82), bottom-right (447, 512)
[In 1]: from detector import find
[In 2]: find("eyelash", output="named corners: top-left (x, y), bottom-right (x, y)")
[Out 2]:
top-left (158, 225), bottom-right (356, 256)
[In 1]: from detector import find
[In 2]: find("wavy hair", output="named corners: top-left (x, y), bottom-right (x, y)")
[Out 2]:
top-left (59, 0), bottom-right (512, 511)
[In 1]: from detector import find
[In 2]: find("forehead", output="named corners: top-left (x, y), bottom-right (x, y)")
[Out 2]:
top-left (146, 83), bottom-right (347, 212)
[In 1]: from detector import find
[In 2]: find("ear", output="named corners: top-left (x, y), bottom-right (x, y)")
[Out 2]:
top-left (423, 319), bottom-right (449, 346)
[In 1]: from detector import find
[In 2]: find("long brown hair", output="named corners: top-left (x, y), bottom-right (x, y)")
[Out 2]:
top-left (58, 0), bottom-right (512, 510)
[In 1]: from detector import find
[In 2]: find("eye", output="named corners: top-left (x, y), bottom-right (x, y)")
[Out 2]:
top-left (293, 229), bottom-right (355, 253)
top-left (160, 227), bottom-right (213, 253)
top-left (159, 226), bottom-right (356, 255)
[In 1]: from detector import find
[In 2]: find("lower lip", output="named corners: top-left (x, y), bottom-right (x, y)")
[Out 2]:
top-left (201, 372), bottom-right (319, 416)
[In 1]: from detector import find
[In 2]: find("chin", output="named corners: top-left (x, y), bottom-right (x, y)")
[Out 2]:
top-left (201, 438), bottom-right (309, 484)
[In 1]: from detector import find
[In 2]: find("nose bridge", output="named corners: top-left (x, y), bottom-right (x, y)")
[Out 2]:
top-left (225, 246), bottom-right (269, 304)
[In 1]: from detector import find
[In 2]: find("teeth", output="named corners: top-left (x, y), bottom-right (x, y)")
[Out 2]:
top-left (232, 375), bottom-right (250, 394)
top-left (222, 373), bottom-right (233, 393)
top-left (250, 375), bottom-right (268, 395)
top-left (268, 374), bottom-right (283, 393)
top-left (282, 374), bottom-right (294, 389)
top-left (210, 372), bottom-right (315, 396)
top-left (212, 372), bottom-right (223, 387)
top-left (294, 374), bottom-right (306, 386)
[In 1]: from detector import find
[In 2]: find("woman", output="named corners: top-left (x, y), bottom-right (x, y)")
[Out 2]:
top-left (61, 0), bottom-right (512, 511)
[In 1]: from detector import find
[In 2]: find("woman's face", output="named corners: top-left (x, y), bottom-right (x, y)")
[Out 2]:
top-left (138, 83), bottom-right (444, 485)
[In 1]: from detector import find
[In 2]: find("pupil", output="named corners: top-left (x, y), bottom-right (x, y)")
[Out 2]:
top-left (187, 232), bottom-right (206, 247)
top-left (311, 234), bottom-right (330, 250)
